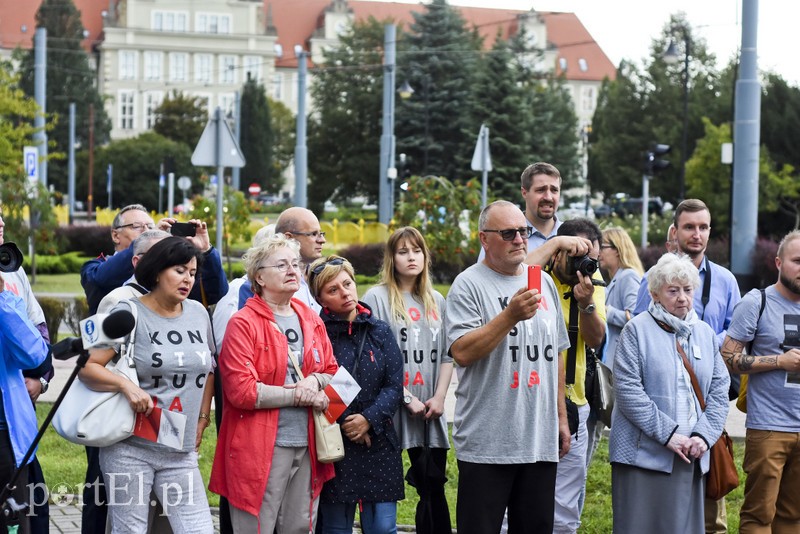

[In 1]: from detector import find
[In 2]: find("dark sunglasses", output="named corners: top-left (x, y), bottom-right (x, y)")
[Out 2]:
top-left (482, 227), bottom-right (534, 241)
top-left (309, 257), bottom-right (345, 284)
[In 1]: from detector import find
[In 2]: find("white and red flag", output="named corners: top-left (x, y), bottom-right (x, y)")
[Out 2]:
top-left (323, 366), bottom-right (361, 424)
top-left (133, 407), bottom-right (187, 449)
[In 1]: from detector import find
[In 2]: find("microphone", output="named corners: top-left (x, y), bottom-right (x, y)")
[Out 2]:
top-left (80, 309), bottom-right (136, 349)
top-left (51, 309), bottom-right (136, 361)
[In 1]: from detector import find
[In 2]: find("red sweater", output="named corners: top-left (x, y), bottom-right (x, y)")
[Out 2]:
top-left (209, 296), bottom-right (338, 517)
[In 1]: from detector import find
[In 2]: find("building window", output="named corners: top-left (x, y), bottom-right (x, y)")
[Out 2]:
top-left (144, 92), bottom-right (163, 130)
top-left (194, 54), bottom-right (213, 84)
top-left (581, 86), bottom-right (596, 112)
top-left (118, 91), bottom-right (135, 130)
top-left (243, 56), bottom-right (261, 82)
top-left (169, 53), bottom-right (188, 82)
top-left (220, 55), bottom-right (237, 85)
top-left (219, 93), bottom-right (235, 118)
top-left (144, 52), bottom-right (163, 81)
top-left (153, 11), bottom-right (187, 32)
top-left (272, 73), bottom-right (282, 100)
top-left (196, 13), bottom-right (231, 34)
top-left (578, 58), bottom-right (588, 72)
top-left (119, 51), bottom-right (137, 80)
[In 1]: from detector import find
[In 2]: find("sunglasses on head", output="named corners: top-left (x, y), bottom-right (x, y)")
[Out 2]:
top-left (482, 226), bottom-right (534, 241)
top-left (309, 257), bottom-right (345, 284)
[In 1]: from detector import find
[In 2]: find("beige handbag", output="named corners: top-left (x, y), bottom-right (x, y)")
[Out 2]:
top-left (288, 350), bottom-right (344, 463)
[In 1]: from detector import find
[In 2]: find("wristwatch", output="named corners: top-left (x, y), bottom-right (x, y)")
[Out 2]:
top-left (403, 394), bottom-right (413, 405)
top-left (39, 377), bottom-right (49, 394)
top-left (578, 302), bottom-right (596, 314)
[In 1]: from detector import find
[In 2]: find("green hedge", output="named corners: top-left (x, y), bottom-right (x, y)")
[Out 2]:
top-left (23, 253), bottom-right (92, 275)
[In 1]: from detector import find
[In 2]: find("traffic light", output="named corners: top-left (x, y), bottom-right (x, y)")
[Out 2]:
top-left (645, 143), bottom-right (671, 175)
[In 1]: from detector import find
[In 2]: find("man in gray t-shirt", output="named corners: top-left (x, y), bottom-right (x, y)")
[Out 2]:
top-left (721, 230), bottom-right (800, 532)
top-left (445, 200), bottom-right (569, 534)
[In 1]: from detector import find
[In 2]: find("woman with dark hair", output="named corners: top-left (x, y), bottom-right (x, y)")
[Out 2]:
top-left (309, 255), bottom-right (405, 534)
top-left (79, 236), bottom-right (216, 532)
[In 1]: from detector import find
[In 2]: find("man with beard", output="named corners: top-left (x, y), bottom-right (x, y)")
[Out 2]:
top-left (545, 218), bottom-right (606, 533)
top-left (633, 198), bottom-right (741, 533)
top-left (480, 162), bottom-right (566, 262)
top-left (720, 230), bottom-right (800, 533)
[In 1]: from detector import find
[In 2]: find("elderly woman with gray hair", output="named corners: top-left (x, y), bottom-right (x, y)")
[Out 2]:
top-left (609, 253), bottom-right (730, 533)
top-left (209, 233), bottom-right (339, 533)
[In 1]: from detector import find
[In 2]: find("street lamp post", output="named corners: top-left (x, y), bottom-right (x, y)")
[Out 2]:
top-left (664, 28), bottom-right (691, 202)
top-left (378, 24), bottom-right (397, 225)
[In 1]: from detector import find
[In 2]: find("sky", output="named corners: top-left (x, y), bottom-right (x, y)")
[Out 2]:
top-left (374, 0), bottom-right (798, 84)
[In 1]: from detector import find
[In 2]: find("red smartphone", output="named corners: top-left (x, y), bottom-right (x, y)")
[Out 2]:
top-left (528, 264), bottom-right (541, 293)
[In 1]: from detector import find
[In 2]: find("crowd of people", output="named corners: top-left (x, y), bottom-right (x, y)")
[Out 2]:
top-left (0, 158), bottom-right (799, 534)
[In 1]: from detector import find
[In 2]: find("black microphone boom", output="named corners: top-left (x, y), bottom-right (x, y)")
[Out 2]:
top-left (50, 338), bottom-right (84, 361)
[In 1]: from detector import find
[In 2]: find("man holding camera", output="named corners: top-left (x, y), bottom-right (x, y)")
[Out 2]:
top-left (545, 218), bottom-right (606, 534)
top-left (721, 230), bottom-right (800, 533)
top-left (81, 203), bottom-right (228, 314)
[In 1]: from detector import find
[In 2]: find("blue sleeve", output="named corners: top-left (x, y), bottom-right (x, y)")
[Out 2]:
top-left (362, 323), bottom-right (404, 436)
top-left (190, 247), bottom-right (228, 306)
top-left (0, 292), bottom-right (48, 370)
top-left (81, 247), bottom-right (135, 313)
top-left (633, 273), bottom-right (651, 316)
top-left (237, 281), bottom-right (254, 310)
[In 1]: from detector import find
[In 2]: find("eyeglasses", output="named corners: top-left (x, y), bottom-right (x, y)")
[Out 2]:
top-left (291, 230), bottom-right (326, 239)
top-left (259, 260), bottom-right (305, 273)
top-left (482, 227), bottom-right (534, 241)
top-left (115, 222), bottom-right (155, 231)
top-left (600, 244), bottom-right (616, 250)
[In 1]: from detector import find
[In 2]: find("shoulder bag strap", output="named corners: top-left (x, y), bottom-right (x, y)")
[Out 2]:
top-left (676, 341), bottom-right (706, 411)
top-left (351, 326), bottom-right (368, 381)
top-left (288, 348), bottom-right (305, 381)
top-left (117, 300), bottom-right (140, 385)
top-left (566, 296), bottom-right (579, 385)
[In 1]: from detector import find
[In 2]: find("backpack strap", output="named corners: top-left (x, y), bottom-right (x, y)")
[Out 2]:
top-left (746, 288), bottom-right (767, 354)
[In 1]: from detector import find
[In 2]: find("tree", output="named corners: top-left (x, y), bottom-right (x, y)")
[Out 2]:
top-left (0, 61), bottom-right (59, 254)
top-left (17, 0), bottom-right (111, 194)
top-left (153, 91), bottom-right (207, 148)
top-left (588, 14), bottom-right (721, 203)
top-left (469, 36), bottom-right (530, 200)
top-left (396, 0), bottom-right (481, 180)
top-left (77, 132), bottom-right (193, 210)
top-left (268, 97), bottom-right (295, 191)
top-left (239, 77), bottom-right (275, 193)
top-left (187, 187), bottom-right (252, 277)
top-left (760, 73), bottom-right (800, 172)
top-left (307, 17), bottom-right (388, 213)
top-left (686, 117), bottom-right (800, 237)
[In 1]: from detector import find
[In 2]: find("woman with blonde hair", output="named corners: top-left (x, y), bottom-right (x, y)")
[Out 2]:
top-left (599, 227), bottom-right (644, 369)
top-left (363, 227), bottom-right (453, 533)
top-left (309, 255), bottom-right (404, 533)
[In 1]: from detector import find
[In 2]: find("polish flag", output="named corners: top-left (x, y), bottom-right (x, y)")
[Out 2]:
top-left (323, 366), bottom-right (361, 424)
top-left (133, 407), bottom-right (186, 449)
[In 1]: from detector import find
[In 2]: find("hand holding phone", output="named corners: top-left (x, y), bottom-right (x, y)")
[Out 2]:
top-left (170, 222), bottom-right (197, 237)
top-left (528, 264), bottom-right (541, 293)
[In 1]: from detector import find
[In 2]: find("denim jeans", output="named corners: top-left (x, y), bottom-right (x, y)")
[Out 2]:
top-left (319, 501), bottom-right (397, 534)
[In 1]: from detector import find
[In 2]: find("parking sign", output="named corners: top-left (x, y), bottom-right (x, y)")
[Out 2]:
top-left (23, 146), bottom-right (38, 185)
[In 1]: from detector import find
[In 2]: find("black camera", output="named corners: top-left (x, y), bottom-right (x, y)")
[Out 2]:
top-left (569, 254), bottom-right (599, 277)
top-left (0, 242), bottom-right (23, 273)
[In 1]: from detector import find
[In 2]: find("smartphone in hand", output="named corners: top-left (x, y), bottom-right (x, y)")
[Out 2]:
top-left (170, 222), bottom-right (197, 237)
top-left (528, 264), bottom-right (541, 293)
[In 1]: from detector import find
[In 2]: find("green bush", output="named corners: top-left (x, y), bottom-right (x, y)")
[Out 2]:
top-left (23, 253), bottom-right (92, 275)
top-left (37, 297), bottom-right (65, 342)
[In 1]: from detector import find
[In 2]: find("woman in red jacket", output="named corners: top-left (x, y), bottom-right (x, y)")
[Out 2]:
top-left (210, 234), bottom-right (338, 533)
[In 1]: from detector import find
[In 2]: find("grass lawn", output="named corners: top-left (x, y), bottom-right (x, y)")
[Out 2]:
top-left (30, 273), bottom-right (84, 295)
top-left (35, 404), bottom-right (747, 530)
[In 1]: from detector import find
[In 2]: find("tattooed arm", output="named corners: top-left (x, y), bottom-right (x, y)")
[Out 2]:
top-left (721, 335), bottom-right (800, 374)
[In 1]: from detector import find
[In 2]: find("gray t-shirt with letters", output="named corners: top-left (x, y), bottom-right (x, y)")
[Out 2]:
top-left (445, 262), bottom-right (569, 464)
top-left (727, 286), bottom-right (800, 432)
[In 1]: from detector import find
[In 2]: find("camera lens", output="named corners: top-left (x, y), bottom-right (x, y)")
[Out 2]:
top-left (0, 242), bottom-right (23, 273)
top-left (571, 255), bottom-right (599, 276)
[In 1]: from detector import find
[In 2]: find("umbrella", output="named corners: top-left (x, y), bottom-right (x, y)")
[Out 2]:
top-left (405, 421), bottom-right (448, 534)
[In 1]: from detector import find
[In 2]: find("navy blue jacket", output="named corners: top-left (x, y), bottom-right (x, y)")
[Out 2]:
top-left (81, 245), bottom-right (228, 314)
top-left (320, 302), bottom-right (405, 503)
